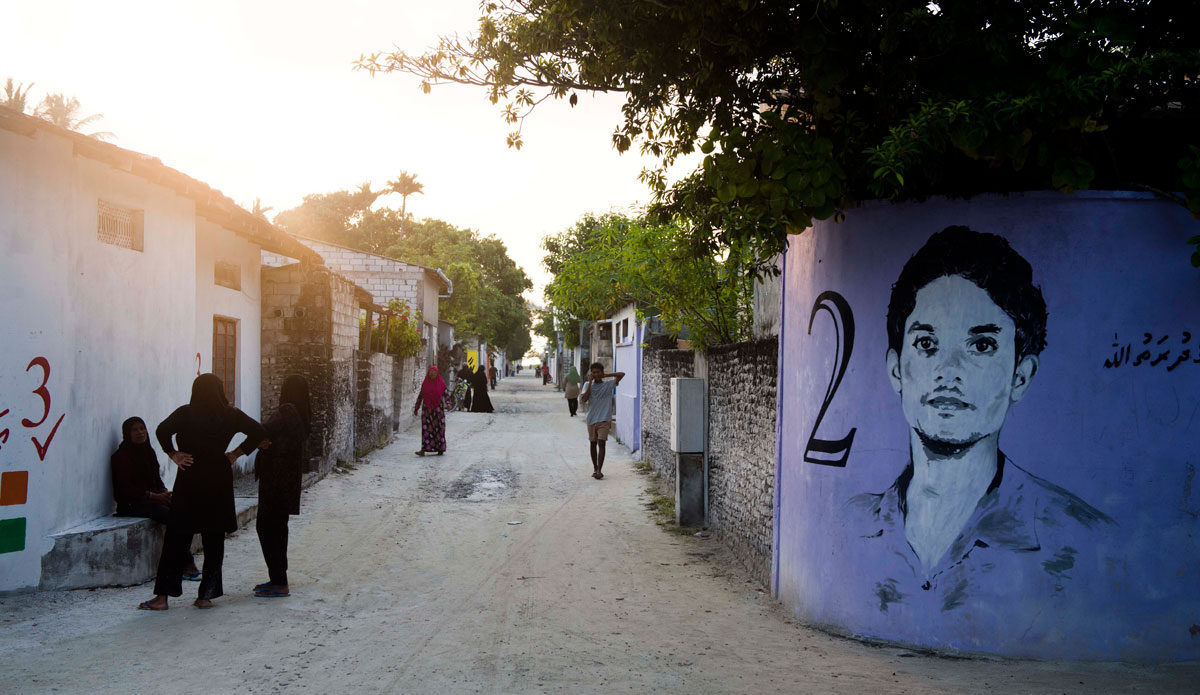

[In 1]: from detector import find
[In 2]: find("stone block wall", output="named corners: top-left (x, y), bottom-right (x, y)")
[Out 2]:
top-left (295, 238), bottom-right (426, 317)
top-left (262, 262), bottom-right (383, 472)
top-left (705, 337), bottom-right (778, 586)
top-left (640, 335), bottom-right (694, 485)
top-left (355, 351), bottom-right (395, 453)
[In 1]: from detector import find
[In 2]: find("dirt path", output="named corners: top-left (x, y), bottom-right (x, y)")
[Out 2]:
top-left (1, 374), bottom-right (1195, 694)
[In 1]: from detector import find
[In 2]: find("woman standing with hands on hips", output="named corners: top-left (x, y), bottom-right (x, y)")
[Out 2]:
top-left (138, 374), bottom-right (267, 610)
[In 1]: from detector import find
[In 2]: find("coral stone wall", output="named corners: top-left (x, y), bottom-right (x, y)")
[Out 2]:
top-left (640, 336), bottom-right (694, 485)
top-left (706, 338), bottom-right (778, 586)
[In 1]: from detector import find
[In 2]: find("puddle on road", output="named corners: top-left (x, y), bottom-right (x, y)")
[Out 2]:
top-left (445, 467), bottom-right (518, 502)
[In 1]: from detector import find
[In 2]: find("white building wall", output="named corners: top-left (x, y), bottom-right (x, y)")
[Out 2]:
top-left (194, 218), bottom-right (263, 423)
top-left (611, 304), bottom-right (641, 452)
top-left (0, 126), bottom-right (196, 591)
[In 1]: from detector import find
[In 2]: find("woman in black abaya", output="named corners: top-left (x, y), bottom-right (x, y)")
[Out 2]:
top-left (469, 364), bottom-right (494, 413)
top-left (253, 375), bottom-right (311, 598)
top-left (139, 374), bottom-right (267, 610)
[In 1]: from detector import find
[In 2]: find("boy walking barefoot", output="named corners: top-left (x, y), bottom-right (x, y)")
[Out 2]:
top-left (579, 362), bottom-right (624, 479)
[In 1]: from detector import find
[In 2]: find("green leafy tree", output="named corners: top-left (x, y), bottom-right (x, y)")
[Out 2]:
top-left (543, 213), bottom-right (754, 349)
top-left (34, 93), bottom-right (112, 140)
top-left (277, 186), bottom-right (535, 354)
top-left (275, 186), bottom-right (402, 253)
top-left (385, 218), bottom-right (533, 354)
top-left (2, 78), bottom-right (35, 113)
top-left (359, 0), bottom-right (1200, 271)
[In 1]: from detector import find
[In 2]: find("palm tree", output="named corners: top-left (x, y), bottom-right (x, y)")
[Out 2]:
top-left (2, 78), bottom-right (35, 113)
top-left (34, 93), bottom-right (113, 140)
top-left (385, 171), bottom-right (424, 235)
top-left (352, 181), bottom-right (381, 210)
top-left (251, 198), bottom-right (273, 218)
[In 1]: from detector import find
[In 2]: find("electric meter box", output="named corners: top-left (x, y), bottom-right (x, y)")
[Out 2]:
top-left (669, 378), bottom-right (706, 453)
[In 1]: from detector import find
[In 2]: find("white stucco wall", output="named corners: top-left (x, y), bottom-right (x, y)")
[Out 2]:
top-left (194, 219), bottom-right (262, 421)
top-left (0, 126), bottom-right (197, 591)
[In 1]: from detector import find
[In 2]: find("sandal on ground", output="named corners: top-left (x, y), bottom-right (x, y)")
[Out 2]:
top-left (183, 572), bottom-right (202, 581)
top-left (254, 587), bottom-right (290, 598)
top-left (137, 600), bottom-right (167, 611)
top-left (415, 450), bottom-right (425, 457)
top-left (253, 581), bottom-right (273, 591)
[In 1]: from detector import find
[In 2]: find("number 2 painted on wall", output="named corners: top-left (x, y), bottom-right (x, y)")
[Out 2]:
top-left (804, 291), bottom-right (857, 467)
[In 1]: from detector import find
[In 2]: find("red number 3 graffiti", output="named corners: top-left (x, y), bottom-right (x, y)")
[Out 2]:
top-left (21, 357), bottom-right (65, 461)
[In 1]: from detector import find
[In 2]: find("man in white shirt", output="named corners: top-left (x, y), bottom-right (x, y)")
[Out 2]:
top-left (579, 362), bottom-right (624, 479)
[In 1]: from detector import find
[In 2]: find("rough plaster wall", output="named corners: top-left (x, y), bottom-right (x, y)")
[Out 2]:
top-left (640, 336), bottom-right (694, 486)
top-left (706, 338), bottom-right (778, 587)
top-left (0, 126), bottom-right (197, 591)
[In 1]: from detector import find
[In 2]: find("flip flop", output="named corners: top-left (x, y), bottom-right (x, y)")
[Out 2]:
top-left (254, 587), bottom-right (290, 598)
top-left (183, 572), bottom-right (202, 581)
top-left (253, 581), bottom-right (273, 591)
top-left (137, 600), bottom-right (167, 611)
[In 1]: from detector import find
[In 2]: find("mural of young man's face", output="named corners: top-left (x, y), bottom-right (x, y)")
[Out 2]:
top-left (887, 275), bottom-right (1039, 450)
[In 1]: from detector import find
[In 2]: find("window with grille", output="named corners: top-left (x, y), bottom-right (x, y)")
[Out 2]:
top-left (214, 261), bottom-right (241, 290)
top-left (213, 317), bottom-right (237, 404)
top-left (97, 200), bottom-right (144, 251)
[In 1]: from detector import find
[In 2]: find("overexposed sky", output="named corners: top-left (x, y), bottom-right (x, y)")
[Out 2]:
top-left (2, 0), bottom-right (681, 298)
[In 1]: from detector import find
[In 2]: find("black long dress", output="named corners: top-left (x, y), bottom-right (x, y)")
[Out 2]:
top-left (154, 404), bottom-right (265, 599)
top-left (469, 366), bottom-right (494, 413)
top-left (256, 402), bottom-right (307, 587)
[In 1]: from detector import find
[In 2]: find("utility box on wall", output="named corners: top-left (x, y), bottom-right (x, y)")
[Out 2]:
top-left (670, 378), bottom-right (705, 453)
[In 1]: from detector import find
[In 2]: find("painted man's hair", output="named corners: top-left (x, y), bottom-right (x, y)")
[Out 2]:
top-left (886, 226), bottom-right (1048, 363)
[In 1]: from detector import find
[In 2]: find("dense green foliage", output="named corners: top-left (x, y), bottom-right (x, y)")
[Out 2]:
top-left (384, 218), bottom-right (533, 360)
top-left (359, 1), bottom-right (1200, 270)
top-left (367, 300), bottom-right (424, 358)
top-left (274, 189), bottom-right (533, 358)
top-left (542, 213), bottom-right (754, 349)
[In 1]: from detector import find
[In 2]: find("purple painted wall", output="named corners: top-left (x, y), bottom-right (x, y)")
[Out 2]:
top-left (775, 192), bottom-right (1200, 661)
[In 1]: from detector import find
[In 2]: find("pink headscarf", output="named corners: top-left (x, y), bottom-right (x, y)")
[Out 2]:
top-left (420, 366), bottom-right (447, 410)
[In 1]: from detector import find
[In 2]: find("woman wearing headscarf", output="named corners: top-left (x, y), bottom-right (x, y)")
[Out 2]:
top-left (563, 366), bottom-right (582, 417)
top-left (253, 375), bottom-right (311, 598)
top-left (469, 364), bottom-right (494, 413)
top-left (412, 366), bottom-right (448, 456)
top-left (138, 374), bottom-right (267, 610)
top-left (111, 416), bottom-right (200, 579)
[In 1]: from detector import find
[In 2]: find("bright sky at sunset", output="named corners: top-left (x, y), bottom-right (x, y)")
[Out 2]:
top-left (1, 0), bottom-right (682, 299)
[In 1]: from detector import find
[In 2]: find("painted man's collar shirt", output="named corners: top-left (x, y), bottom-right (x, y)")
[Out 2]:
top-left (844, 453), bottom-right (1114, 630)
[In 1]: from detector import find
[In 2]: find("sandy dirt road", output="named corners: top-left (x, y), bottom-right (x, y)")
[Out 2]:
top-left (1, 373), bottom-right (1196, 694)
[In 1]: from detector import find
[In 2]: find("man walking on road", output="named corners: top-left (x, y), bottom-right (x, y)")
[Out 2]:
top-left (580, 362), bottom-right (623, 479)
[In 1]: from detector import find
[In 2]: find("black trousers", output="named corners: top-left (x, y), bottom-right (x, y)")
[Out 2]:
top-left (567, 398), bottom-right (578, 416)
top-left (153, 523), bottom-right (224, 599)
top-left (117, 502), bottom-right (195, 569)
top-left (256, 504), bottom-right (290, 586)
